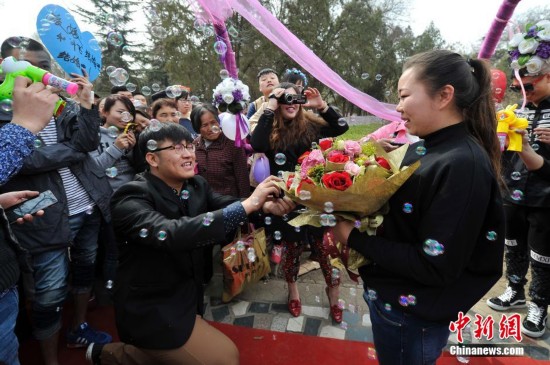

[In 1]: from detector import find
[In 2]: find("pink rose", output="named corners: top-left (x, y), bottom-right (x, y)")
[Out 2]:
top-left (344, 140), bottom-right (362, 157)
top-left (344, 161), bottom-right (361, 176)
top-left (300, 149), bottom-right (325, 178)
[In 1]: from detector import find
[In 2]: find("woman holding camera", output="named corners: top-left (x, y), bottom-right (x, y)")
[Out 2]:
top-left (250, 82), bottom-right (348, 322)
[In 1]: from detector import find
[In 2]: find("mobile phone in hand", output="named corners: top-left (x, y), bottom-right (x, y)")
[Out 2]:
top-left (5, 190), bottom-right (58, 224)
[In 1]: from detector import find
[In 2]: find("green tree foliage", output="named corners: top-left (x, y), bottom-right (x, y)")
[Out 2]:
top-left (72, 0), bottom-right (143, 94)
top-left (74, 0), bottom-right (448, 112)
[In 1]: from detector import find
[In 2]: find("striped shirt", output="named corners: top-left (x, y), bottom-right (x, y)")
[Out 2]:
top-left (39, 118), bottom-right (94, 216)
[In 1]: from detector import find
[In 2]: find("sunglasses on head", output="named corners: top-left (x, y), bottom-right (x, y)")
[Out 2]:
top-left (509, 75), bottom-right (545, 93)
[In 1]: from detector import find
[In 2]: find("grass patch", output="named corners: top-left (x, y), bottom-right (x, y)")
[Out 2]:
top-left (340, 123), bottom-right (384, 141)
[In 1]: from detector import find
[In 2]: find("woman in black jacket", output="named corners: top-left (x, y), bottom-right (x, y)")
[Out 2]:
top-left (250, 82), bottom-right (348, 322)
top-left (333, 50), bottom-right (505, 364)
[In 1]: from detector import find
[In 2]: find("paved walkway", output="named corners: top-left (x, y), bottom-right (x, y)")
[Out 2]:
top-left (203, 250), bottom-right (550, 361)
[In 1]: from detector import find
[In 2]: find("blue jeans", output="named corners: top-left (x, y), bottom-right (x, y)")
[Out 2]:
top-left (68, 207), bottom-right (101, 293)
top-left (365, 292), bottom-right (450, 365)
top-left (31, 207), bottom-right (101, 339)
top-left (32, 249), bottom-right (69, 340)
top-left (0, 287), bottom-right (21, 365)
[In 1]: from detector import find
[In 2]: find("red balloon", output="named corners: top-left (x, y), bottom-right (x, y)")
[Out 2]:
top-left (491, 69), bottom-right (507, 103)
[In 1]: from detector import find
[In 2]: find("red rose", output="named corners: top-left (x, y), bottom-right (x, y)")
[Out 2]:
top-left (297, 151), bottom-right (311, 164)
top-left (319, 139), bottom-right (333, 151)
top-left (376, 157), bottom-right (391, 170)
top-left (321, 171), bottom-right (353, 191)
top-left (327, 151), bottom-right (350, 164)
top-left (286, 173), bottom-right (295, 190)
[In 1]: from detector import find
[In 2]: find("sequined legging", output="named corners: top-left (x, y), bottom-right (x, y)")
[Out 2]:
top-left (282, 234), bottom-right (339, 288)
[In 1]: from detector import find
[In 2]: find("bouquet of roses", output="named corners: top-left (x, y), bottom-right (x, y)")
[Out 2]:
top-left (278, 137), bottom-right (420, 279)
top-left (508, 19), bottom-right (550, 76)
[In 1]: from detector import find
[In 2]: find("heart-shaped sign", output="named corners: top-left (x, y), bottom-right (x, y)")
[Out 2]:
top-left (36, 4), bottom-right (102, 81)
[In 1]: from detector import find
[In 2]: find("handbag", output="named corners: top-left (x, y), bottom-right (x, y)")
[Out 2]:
top-left (221, 224), bottom-right (270, 302)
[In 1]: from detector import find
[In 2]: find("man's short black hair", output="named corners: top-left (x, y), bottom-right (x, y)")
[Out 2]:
top-left (110, 85), bottom-right (129, 94)
top-left (256, 68), bottom-right (278, 80)
top-left (1, 37), bottom-right (47, 58)
top-left (151, 90), bottom-right (169, 102)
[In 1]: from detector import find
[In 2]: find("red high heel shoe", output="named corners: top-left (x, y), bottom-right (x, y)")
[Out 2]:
top-left (326, 287), bottom-right (343, 324)
top-left (288, 296), bottom-right (301, 317)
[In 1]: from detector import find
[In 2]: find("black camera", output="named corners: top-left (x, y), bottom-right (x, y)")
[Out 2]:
top-left (277, 93), bottom-right (307, 105)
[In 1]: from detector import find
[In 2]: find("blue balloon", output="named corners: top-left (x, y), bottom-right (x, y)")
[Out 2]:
top-left (253, 154), bottom-right (270, 184)
top-left (36, 5), bottom-right (102, 81)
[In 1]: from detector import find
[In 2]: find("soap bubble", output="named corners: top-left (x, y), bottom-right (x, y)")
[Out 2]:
top-left (6, 37), bottom-right (23, 47)
top-left (213, 40), bottom-right (228, 55)
top-left (423, 239), bottom-right (444, 256)
top-left (107, 31), bottom-right (124, 47)
top-left (0, 99), bottom-right (13, 112)
top-left (151, 26), bottom-right (167, 38)
top-left (120, 111), bottom-right (133, 123)
top-left (219, 69), bottom-right (230, 79)
top-left (141, 86), bottom-right (152, 96)
top-left (105, 166), bottom-right (118, 178)
top-left (227, 25), bottom-right (239, 38)
top-left (105, 65), bottom-right (116, 75)
top-left (109, 68), bottom-right (129, 86)
top-left (126, 83), bottom-right (137, 92)
top-left (166, 85), bottom-right (182, 98)
top-left (107, 126), bottom-right (119, 138)
top-left (274, 153), bottom-right (287, 165)
top-left (146, 139), bottom-right (158, 151)
top-left (149, 119), bottom-right (162, 131)
top-left (157, 230), bottom-right (167, 241)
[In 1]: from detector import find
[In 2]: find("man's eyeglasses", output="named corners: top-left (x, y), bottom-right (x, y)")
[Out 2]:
top-left (154, 143), bottom-right (195, 154)
top-left (509, 75), bottom-right (545, 93)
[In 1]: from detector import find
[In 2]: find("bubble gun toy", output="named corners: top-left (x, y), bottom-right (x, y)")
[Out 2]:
top-left (496, 104), bottom-right (528, 152)
top-left (0, 56), bottom-right (79, 117)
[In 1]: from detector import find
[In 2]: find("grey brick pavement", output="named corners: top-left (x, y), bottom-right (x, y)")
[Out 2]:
top-left (204, 250), bottom-right (550, 361)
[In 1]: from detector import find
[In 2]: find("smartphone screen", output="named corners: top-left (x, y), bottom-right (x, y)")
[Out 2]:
top-left (5, 190), bottom-right (58, 223)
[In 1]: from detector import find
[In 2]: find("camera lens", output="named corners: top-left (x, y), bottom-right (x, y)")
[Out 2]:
top-left (284, 94), bottom-right (293, 103)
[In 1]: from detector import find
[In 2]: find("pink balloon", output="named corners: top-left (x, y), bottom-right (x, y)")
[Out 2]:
top-left (253, 154), bottom-right (270, 183)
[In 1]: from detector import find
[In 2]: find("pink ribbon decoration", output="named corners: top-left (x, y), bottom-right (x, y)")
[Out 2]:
top-left (478, 0), bottom-right (522, 59)
top-left (234, 113), bottom-right (249, 147)
top-left (213, 24), bottom-right (238, 78)
top-left (514, 68), bottom-right (528, 110)
top-left (194, 0), bottom-right (401, 122)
